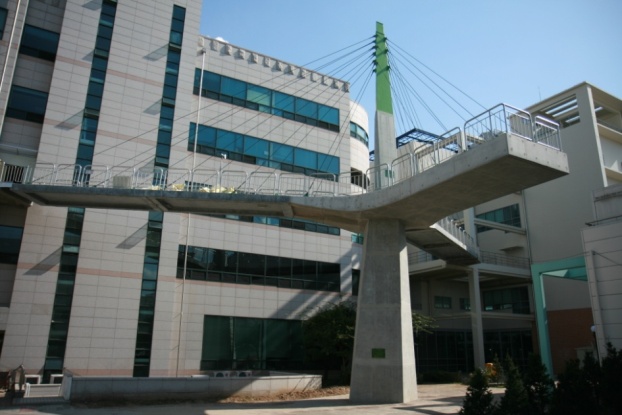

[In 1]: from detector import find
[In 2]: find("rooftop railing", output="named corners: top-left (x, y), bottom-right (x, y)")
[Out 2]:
top-left (5, 103), bottom-right (561, 196)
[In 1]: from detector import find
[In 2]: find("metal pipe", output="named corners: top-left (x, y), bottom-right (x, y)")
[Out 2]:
top-left (176, 38), bottom-right (207, 377)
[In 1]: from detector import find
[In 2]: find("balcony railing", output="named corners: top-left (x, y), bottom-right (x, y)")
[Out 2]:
top-left (408, 248), bottom-right (530, 270)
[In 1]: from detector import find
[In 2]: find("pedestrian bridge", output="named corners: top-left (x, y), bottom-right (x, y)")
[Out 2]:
top-left (0, 104), bottom-right (568, 265)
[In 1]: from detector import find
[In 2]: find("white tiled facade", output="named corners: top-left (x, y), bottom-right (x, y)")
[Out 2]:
top-left (0, 0), bottom-right (368, 377)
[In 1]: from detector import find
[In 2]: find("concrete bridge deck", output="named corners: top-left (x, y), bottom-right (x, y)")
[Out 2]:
top-left (1, 132), bottom-right (568, 264)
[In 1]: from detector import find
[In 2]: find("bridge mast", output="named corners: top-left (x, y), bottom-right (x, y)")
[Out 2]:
top-left (349, 23), bottom-right (418, 404)
top-left (373, 22), bottom-right (398, 172)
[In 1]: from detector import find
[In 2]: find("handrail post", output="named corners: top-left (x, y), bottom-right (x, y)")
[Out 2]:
top-left (51, 164), bottom-right (58, 185)
top-left (461, 129), bottom-right (467, 152)
top-left (502, 104), bottom-right (508, 135)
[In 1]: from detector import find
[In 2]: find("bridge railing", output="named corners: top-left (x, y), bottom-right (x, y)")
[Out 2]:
top-left (414, 127), bottom-right (463, 174)
top-left (17, 103), bottom-right (561, 196)
top-left (464, 103), bottom-right (561, 150)
top-left (434, 217), bottom-right (480, 259)
top-left (533, 115), bottom-right (562, 150)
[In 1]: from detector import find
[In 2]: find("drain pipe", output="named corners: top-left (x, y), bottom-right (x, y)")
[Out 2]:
top-left (176, 38), bottom-right (206, 377)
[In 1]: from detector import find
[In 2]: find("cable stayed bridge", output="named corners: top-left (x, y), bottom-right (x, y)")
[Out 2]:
top-left (0, 19), bottom-right (569, 404)
top-left (1, 103), bottom-right (566, 265)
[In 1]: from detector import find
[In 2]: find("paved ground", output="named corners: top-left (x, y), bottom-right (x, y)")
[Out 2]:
top-left (0, 384), bottom-right (505, 415)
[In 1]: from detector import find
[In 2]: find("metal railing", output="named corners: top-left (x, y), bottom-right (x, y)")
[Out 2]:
top-left (9, 103), bottom-right (562, 196)
top-left (479, 250), bottom-right (530, 269)
top-left (434, 217), bottom-right (480, 259)
top-left (408, 247), bottom-right (530, 270)
top-left (597, 118), bottom-right (622, 134)
top-left (464, 103), bottom-right (561, 150)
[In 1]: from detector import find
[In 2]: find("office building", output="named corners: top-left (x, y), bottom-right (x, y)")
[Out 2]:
top-left (0, 0), bottom-right (369, 379)
top-left (409, 82), bottom-right (622, 374)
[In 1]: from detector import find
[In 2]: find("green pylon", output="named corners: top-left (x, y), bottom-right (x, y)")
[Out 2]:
top-left (375, 22), bottom-right (393, 115)
top-left (373, 22), bottom-right (397, 172)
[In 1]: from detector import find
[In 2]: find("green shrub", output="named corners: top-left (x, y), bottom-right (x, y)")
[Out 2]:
top-left (459, 369), bottom-right (496, 415)
top-left (523, 354), bottom-right (554, 415)
top-left (497, 355), bottom-right (530, 415)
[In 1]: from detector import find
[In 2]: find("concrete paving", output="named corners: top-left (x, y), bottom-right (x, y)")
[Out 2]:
top-left (0, 384), bottom-right (505, 415)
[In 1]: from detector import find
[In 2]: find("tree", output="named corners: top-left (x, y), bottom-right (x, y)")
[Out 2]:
top-left (551, 358), bottom-right (597, 415)
top-left (302, 300), bottom-right (356, 385)
top-left (302, 304), bottom-right (438, 386)
top-left (412, 312), bottom-right (437, 335)
top-left (600, 343), bottom-right (622, 415)
top-left (523, 354), bottom-right (554, 415)
top-left (459, 368), bottom-right (496, 415)
top-left (497, 355), bottom-right (530, 415)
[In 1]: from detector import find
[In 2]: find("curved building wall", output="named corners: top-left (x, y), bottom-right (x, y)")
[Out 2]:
top-left (348, 101), bottom-right (370, 176)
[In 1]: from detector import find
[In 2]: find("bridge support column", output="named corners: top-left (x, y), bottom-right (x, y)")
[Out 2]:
top-left (350, 218), bottom-right (417, 404)
top-left (468, 267), bottom-right (486, 369)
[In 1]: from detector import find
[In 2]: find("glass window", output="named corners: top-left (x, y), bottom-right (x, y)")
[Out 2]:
top-left (247, 85), bottom-right (271, 106)
top-left (166, 60), bottom-right (179, 76)
top-left (85, 94), bottom-right (102, 111)
top-left (95, 35), bottom-right (112, 52)
top-left (204, 71), bottom-right (221, 93)
top-left (295, 98), bottom-right (317, 119)
top-left (0, 8), bottom-right (8, 40)
top-left (6, 85), bottom-right (49, 123)
top-left (221, 77), bottom-right (246, 99)
top-left (20, 24), bottom-right (60, 61)
top-left (270, 143), bottom-right (294, 164)
top-left (238, 252), bottom-right (264, 276)
top-left (97, 24), bottom-right (113, 41)
top-left (476, 204), bottom-right (521, 233)
top-left (244, 136), bottom-right (269, 159)
top-left (201, 316), bottom-right (303, 371)
top-left (318, 154), bottom-right (339, 175)
top-left (294, 148), bottom-right (317, 170)
top-left (216, 130), bottom-right (244, 153)
top-left (434, 296), bottom-right (452, 309)
top-left (265, 256), bottom-right (291, 277)
top-left (179, 245), bottom-right (339, 292)
top-left (318, 105), bottom-right (339, 125)
top-left (194, 71), bottom-right (339, 132)
top-left (202, 316), bottom-right (232, 365)
top-left (0, 225), bottom-right (24, 264)
top-left (352, 269), bottom-right (360, 296)
top-left (173, 5), bottom-right (186, 21)
top-left (482, 287), bottom-right (529, 314)
top-left (272, 91), bottom-right (294, 112)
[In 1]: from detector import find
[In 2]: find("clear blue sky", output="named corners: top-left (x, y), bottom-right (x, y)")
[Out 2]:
top-left (200, 0), bottom-right (622, 138)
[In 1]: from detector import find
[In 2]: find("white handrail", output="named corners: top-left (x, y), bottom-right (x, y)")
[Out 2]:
top-left (17, 103), bottom-right (562, 196)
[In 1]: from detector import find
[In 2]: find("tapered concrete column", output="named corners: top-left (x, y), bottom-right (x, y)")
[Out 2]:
top-left (468, 267), bottom-right (486, 368)
top-left (350, 218), bottom-right (417, 404)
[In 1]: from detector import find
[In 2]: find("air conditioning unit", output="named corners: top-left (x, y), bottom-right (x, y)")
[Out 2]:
top-left (236, 371), bottom-right (252, 377)
top-left (214, 371), bottom-right (230, 378)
